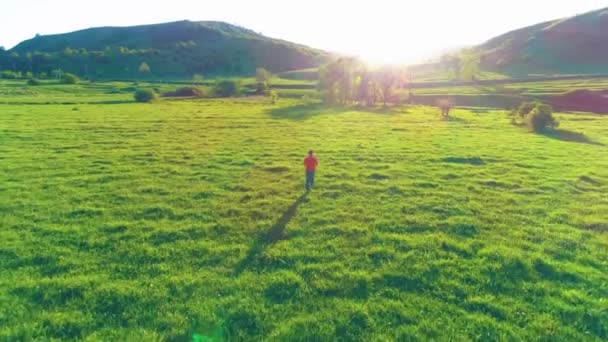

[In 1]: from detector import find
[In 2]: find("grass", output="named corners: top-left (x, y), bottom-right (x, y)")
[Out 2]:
top-left (410, 68), bottom-right (511, 82)
top-left (1, 84), bottom-right (607, 340)
top-left (410, 78), bottom-right (608, 96)
top-left (0, 78), bottom-right (316, 104)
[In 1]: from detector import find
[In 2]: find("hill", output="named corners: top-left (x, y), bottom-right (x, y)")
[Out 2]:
top-left (479, 7), bottom-right (608, 75)
top-left (0, 21), bottom-right (327, 79)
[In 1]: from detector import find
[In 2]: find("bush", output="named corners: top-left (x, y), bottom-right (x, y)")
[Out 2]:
top-left (256, 68), bottom-right (272, 94)
top-left (516, 101), bottom-right (537, 118)
top-left (1, 70), bottom-right (18, 79)
top-left (527, 104), bottom-right (558, 131)
top-left (134, 88), bottom-right (158, 103)
top-left (213, 79), bottom-right (242, 97)
top-left (60, 73), bottom-right (79, 84)
top-left (269, 89), bottom-right (279, 104)
top-left (162, 86), bottom-right (208, 98)
top-left (192, 74), bottom-right (204, 84)
top-left (27, 78), bottom-right (41, 86)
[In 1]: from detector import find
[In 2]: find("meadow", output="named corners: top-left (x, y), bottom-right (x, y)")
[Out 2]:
top-left (1, 82), bottom-right (607, 341)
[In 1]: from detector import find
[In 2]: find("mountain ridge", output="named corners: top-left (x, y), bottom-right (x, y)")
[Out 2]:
top-left (478, 7), bottom-right (608, 75)
top-left (1, 20), bottom-right (327, 78)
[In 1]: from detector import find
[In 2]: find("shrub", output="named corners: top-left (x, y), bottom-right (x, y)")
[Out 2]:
top-left (138, 62), bottom-right (151, 75)
top-left (27, 78), bottom-right (41, 86)
top-left (516, 101), bottom-right (537, 118)
top-left (1, 70), bottom-right (18, 79)
top-left (162, 86), bottom-right (208, 98)
top-left (213, 79), bottom-right (242, 97)
top-left (256, 68), bottom-right (272, 94)
top-left (269, 90), bottom-right (279, 104)
top-left (192, 74), bottom-right (204, 84)
top-left (60, 73), bottom-right (79, 84)
top-left (134, 88), bottom-right (158, 103)
top-left (527, 104), bottom-right (558, 131)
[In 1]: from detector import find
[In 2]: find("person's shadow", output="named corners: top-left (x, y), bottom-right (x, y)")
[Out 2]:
top-left (234, 193), bottom-right (308, 275)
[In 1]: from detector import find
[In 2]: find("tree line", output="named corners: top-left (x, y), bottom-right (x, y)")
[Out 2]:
top-left (318, 58), bottom-right (408, 106)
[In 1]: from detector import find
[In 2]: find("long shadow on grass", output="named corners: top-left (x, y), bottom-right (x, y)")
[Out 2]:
top-left (541, 129), bottom-right (604, 146)
top-left (234, 193), bottom-right (308, 275)
top-left (442, 115), bottom-right (467, 123)
top-left (268, 103), bottom-right (342, 120)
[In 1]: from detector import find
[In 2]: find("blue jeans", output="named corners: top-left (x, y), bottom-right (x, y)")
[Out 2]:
top-left (305, 171), bottom-right (315, 191)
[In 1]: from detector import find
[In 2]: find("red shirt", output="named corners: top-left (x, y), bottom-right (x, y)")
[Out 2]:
top-left (304, 156), bottom-right (318, 171)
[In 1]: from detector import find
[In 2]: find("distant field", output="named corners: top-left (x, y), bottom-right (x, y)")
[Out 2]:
top-left (409, 78), bottom-right (608, 96)
top-left (0, 78), bottom-right (316, 104)
top-left (504, 78), bottom-right (608, 96)
top-left (411, 68), bottom-right (511, 83)
top-left (3, 72), bottom-right (606, 106)
top-left (1, 82), bottom-right (607, 340)
top-left (403, 78), bottom-right (608, 111)
top-left (277, 68), bottom-right (319, 81)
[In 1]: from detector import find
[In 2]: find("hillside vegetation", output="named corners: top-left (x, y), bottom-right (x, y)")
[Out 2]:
top-left (0, 21), bottom-right (326, 79)
top-left (1, 83), bottom-right (607, 340)
top-left (403, 7), bottom-right (608, 81)
top-left (479, 7), bottom-right (608, 75)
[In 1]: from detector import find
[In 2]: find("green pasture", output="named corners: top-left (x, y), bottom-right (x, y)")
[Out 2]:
top-left (1, 83), bottom-right (607, 340)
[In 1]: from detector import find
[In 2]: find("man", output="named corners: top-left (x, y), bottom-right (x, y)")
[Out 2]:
top-left (304, 150), bottom-right (318, 192)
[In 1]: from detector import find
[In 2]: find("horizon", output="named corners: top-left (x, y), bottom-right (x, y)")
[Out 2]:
top-left (1, 0), bottom-right (606, 64)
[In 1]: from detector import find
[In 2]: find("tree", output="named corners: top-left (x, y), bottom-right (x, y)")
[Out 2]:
top-left (255, 68), bottom-right (272, 93)
top-left (269, 89), bottom-right (279, 104)
top-left (356, 71), bottom-right (370, 104)
top-left (440, 54), bottom-right (460, 80)
top-left (375, 66), bottom-right (406, 106)
top-left (318, 61), bottom-right (339, 105)
top-left (318, 57), bottom-right (362, 105)
top-left (27, 78), bottom-right (41, 86)
top-left (526, 104), bottom-right (558, 131)
top-left (134, 88), bottom-right (157, 103)
top-left (138, 62), bottom-right (151, 75)
top-left (60, 73), bottom-right (79, 84)
top-left (516, 101), bottom-right (538, 118)
top-left (1, 70), bottom-right (18, 79)
top-left (192, 74), bottom-right (204, 85)
top-left (213, 79), bottom-right (242, 97)
top-left (51, 69), bottom-right (64, 80)
top-left (459, 50), bottom-right (480, 81)
top-left (355, 70), bottom-right (381, 106)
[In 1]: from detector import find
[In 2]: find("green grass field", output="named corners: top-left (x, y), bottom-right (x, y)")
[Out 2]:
top-left (1, 83), bottom-right (608, 340)
top-left (0, 78), bottom-right (317, 105)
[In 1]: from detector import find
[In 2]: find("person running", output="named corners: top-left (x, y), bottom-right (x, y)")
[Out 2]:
top-left (304, 150), bottom-right (318, 192)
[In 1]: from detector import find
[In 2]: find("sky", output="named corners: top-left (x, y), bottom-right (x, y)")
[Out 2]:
top-left (1, 0), bottom-right (606, 64)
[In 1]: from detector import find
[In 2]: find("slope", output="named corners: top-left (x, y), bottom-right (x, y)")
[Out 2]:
top-left (1, 21), bottom-right (327, 78)
top-left (479, 7), bottom-right (608, 75)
